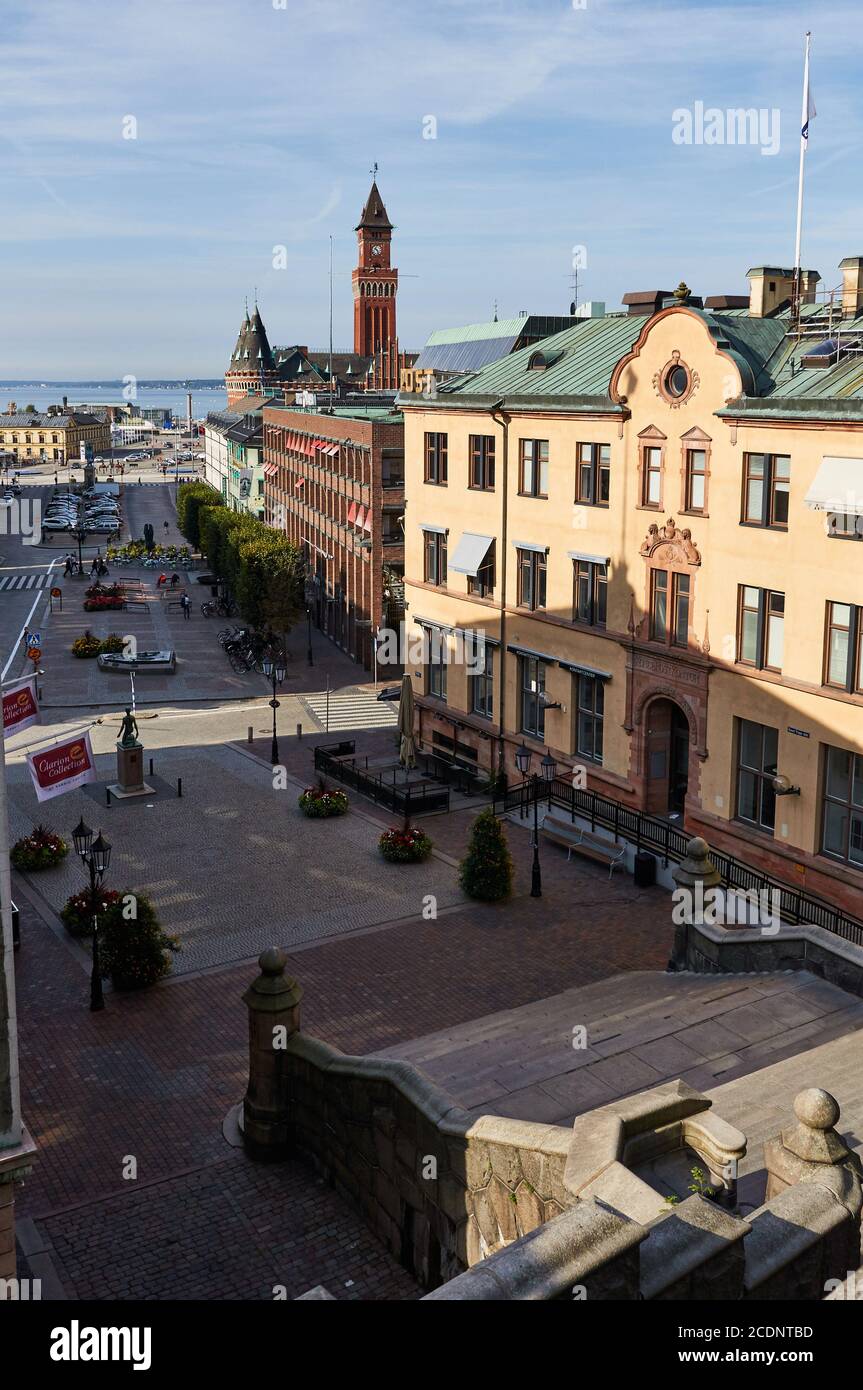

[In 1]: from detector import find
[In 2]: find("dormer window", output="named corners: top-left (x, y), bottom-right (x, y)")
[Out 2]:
top-left (527, 348), bottom-right (564, 371)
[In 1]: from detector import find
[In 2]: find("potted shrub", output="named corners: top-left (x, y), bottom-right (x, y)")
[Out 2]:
top-left (11, 825), bottom-right (69, 871)
top-left (298, 785), bottom-right (349, 818)
top-left (60, 887), bottom-right (122, 938)
top-left (72, 631), bottom-right (102, 658)
top-left (98, 892), bottom-right (180, 990)
top-left (99, 633), bottom-right (126, 654)
top-left (459, 808), bottom-right (514, 901)
top-left (379, 825), bottom-right (433, 864)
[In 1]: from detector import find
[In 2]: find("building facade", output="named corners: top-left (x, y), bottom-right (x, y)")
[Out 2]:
top-left (400, 260), bottom-right (863, 915)
top-left (0, 411), bottom-right (109, 465)
top-left (262, 403), bottom-right (405, 671)
top-left (204, 395), bottom-right (272, 516)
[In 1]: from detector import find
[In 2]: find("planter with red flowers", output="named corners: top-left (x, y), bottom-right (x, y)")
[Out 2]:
top-left (10, 825), bottom-right (70, 872)
top-left (298, 786), bottom-right (349, 818)
top-left (378, 826), bottom-right (433, 864)
top-left (60, 888), bottom-right (122, 939)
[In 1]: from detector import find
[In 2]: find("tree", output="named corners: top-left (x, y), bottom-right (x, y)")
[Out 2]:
top-left (236, 532), bottom-right (304, 635)
top-left (23, 403), bottom-right (36, 413)
top-left (177, 480), bottom-right (222, 550)
top-left (99, 892), bottom-right (179, 990)
top-left (458, 808), bottom-right (514, 902)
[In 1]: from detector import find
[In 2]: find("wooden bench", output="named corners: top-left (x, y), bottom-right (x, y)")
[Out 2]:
top-left (541, 813), bottom-right (626, 878)
top-left (123, 599), bottom-right (150, 612)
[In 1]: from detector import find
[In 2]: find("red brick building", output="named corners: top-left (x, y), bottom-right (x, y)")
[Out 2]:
top-left (262, 403), bottom-right (405, 671)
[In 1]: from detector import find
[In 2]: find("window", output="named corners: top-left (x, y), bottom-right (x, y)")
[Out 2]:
top-left (519, 439), bottom-right (549, 497)
top-left (519, 656), bottom-right (546, 739)
top-left (423, 530), bottom-right (447, 586)
top-left (641, 446), bottom-right (662, 507)
top-left (467, 540), bottom-right (495, 598)
top-left (650, 570), bottom-right (668, 641)
top-left (825, 602), bottom-right (863, 693)
top-left (737, 586), bottom-right (784, 671)
top-left (427, 630), bottom-right (448, 701)
top-left (742, 454), bottom-right (790, 528)
top-left (573, 559), bottom-right (607, 627)
top-left (673, 573), bottom-right (691, 647)
top-left (664, 363), bottom-right (689, 398)
top-left (736, 720), bottom-right (778, 832)
top-left (575, 676), bottom-right (604, 762)
top-left (469, 435), bottom-right (495, 490)
top-left (575, 443), bottom-right (610, 506)
top-left (424, 432), bottom-right (448, 484)
top-left (685, 449), bottom-right (707, 512)
top-left (649, 570), bottom-right (690, 647)
top-left (822, 746), bottom-right (863, 868)
top-left (517, 548), bottom-right (547, 610)
top-left (469, 642), bottom-right (494, 718)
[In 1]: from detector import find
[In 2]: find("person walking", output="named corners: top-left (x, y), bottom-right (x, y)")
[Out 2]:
top-left (181, 592), bottom-right (191, 620)
top-left (63, 553), bottom-right (73, 577)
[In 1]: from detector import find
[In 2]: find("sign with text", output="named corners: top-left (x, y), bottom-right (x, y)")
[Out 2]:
top-left (27, 730), bottom-right (96, 803)
top-left (2, 677), bottom-right (39, 737)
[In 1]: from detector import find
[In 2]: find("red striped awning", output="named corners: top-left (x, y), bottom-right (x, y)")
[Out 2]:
top-left (347, 501), bottom-right (357, 524)
top-left (294, 478), bottom-right (305, 491)
top-left (326, 444), bottom-right (339, 457)
top-left (263, 462), bottom-right (278, 477)
top-left (363, 509), bottom-right (373, 533)
top-left (355, 505), bottom-right (366, 529)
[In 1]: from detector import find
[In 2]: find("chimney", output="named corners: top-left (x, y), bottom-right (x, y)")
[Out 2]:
top-left (839, 257), bottom-right (863, 318)
top-left (747, 266), bottom-right (819, 317)
top-left (621, 290), bottom-right (673, 317)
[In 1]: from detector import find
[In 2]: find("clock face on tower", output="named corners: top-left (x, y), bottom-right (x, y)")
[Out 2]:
top-left (371, 244), bottom-right (382, 257)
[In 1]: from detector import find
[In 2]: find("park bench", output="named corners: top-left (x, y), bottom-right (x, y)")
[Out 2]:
top-left (123, 599), bottom-right (150, 612)
top-left (541, 812), bottom-right (626, 878)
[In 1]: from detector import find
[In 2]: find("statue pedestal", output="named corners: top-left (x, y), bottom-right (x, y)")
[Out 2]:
top-left (107, 742), bottom-right (155, 799)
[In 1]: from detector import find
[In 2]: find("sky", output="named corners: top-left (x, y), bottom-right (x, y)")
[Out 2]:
top-left (1, 0), bottom-right (861, 377)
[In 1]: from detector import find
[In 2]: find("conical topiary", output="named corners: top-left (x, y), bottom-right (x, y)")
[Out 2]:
top-left (459, 808), bottom-right (514, 902)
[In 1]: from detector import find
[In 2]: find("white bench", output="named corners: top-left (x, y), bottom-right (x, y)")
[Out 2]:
top-left (541, 813), bottom-right (626, 878)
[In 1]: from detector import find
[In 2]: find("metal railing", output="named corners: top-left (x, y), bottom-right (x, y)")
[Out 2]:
top-left (314, 746), bottom-right (450, 816)
top-left (499, 777), bottom-right (863, 947)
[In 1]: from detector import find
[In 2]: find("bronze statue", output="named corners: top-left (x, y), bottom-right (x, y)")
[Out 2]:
top-left (118, 707), bottom-right (140, 748)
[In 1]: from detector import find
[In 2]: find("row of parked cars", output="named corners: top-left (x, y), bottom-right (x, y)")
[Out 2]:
top-left (43, 488), bottom-right (122, 534)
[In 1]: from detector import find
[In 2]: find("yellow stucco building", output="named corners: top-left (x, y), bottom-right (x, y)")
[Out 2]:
top-left (400, 263), bottom-right (863, 915)
top-left (0, 410), bottom-right (109, 465)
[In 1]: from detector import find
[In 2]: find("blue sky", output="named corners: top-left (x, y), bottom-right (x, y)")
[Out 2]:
top-left (1, 0), bottom-right (860, 376)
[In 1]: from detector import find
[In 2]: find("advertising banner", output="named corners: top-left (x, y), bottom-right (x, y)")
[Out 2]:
top-left (2, 677), bottom-right (39, 737)
top-left (26, 730), bottom-right (96, 803)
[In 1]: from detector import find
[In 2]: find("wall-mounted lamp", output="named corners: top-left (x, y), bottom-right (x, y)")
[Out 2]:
top-left (771, 774), bottom-right (801, 797)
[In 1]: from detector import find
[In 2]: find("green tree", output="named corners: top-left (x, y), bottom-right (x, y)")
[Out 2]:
top-left (458, 809), bottom-right (514, 902)
top-left (177, 480), bottom-right (222, 550)
top-left (237, 532), bottom-right (303, 635)
top-left (24, 403), bottom-right (36, 413)
top-left (99, 892), bottom-right (179, 990)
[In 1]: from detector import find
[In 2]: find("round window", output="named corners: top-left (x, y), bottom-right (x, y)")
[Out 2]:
top-left (664, 364), bottom-right (689, 398)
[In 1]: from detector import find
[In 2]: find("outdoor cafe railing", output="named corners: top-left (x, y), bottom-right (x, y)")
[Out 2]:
top-left (500, 776), bottom-right (863, 948)
top-left (314, 745), bottom-right (450, 815)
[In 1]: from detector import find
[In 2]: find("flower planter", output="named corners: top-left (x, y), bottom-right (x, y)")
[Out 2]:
top-left (299, 787), bottom-right (349, 818)
top-left (379, 827), bottom-right (433, 864)
top-left (61, 888), bottom-right (122, 938)
top-left (11, 826), bottom-right (69, 872)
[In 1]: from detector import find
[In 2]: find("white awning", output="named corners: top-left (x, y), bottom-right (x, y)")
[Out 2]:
top-left (804, 456), bottom-right (863, 515)
top-left (449, 532), bottom-right (494, 576)
top-left (511, 539), bottom-right (548, 554)
top-left (568, 550), bottom-right (610, 566)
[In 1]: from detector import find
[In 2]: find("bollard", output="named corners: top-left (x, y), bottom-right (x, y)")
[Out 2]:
top-left (296, 722), bottom-right (302, 740)
top-left (149, 757), bottom-right (154, 776)
top-left (248, 726), bottom-right (253, 744)
top-left (177, 777), bottom-right (183, 798)
top-left (106, 787), bottom-right (112, 807)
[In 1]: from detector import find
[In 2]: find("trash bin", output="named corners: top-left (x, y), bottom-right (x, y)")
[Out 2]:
top-left (633, 851), bottom-right (657, 888)
top-left (11, 900), bottom-right (20, 950)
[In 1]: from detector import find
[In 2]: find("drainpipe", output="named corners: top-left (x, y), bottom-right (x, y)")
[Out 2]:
top-left (490, 398), bottom-right (508, 781)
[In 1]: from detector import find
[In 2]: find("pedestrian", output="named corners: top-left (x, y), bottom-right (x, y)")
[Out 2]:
top-left (181, 592), bottom-right (191, 620)
top-left (90, 556), bottom-right (99, 578)
top-left (63, 553), bottom-right (73, 577)
top-left (163, 520), bottom-right (170, 536)
top-left (170, 572), bottom-right (180, 589)
top-left (22, 627), bottom-right (31, 651)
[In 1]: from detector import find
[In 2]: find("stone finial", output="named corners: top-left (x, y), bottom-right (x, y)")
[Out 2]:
top-left (783, 1089), bottom-right (848, 1165)
top-left (242, 948), bottom-right (303, 1013)
top-left (765, 1087), bottom-right (863, 1199)
top-left (672, 281), bottom-right (691, 302)
top-left (672, 837), bottom-right (721, 892)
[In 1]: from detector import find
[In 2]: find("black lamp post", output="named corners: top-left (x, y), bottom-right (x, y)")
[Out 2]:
top-left (306, 606), bottom-right (314, 667)
top-left (262, 649), bottom-right (287, 765)
top-left (515, 744), bottom-right (557, 898)
top-left (72, 818), bottom-right (112, 1012)
top-left (70, 523), bottom-right (86, 575)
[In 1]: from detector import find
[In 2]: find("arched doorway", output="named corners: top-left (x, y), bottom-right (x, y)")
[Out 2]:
top-left (644, 697), bottom-right (691, 818)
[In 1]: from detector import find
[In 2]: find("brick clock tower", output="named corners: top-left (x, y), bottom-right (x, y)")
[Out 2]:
top-left (353, 173), bottom-right (399, 388)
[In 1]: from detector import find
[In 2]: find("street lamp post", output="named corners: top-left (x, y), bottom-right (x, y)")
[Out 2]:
top-left (514, 744), bottom-right (557, 899)
top-left (72, 819), bottom-right (112, 1012)
top-left (306, 606), bottom-right (314, 667)
top-left (70, 524), bottom-right (86, 575)
top-left (262, 649), bottom-right (287, 765)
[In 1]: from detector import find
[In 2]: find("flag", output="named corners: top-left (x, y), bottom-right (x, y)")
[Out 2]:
top-left (802, 88), bottom-right (816, 141)
top-left (3, 677), bottom-right (40, 737)
top-left (27, 730), bottom-right (96, 803)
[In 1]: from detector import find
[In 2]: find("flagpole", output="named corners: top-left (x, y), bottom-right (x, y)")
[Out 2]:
top-left (793, 31), bottom-right (812, 326)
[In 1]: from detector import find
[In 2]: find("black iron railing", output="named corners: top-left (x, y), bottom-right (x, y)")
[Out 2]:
top-left (499, 777), bottom-right (863, 947)
top-left (314, 746), bottom-right (450, 816)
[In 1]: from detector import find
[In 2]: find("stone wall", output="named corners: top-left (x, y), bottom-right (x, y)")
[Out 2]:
top-left (285, 1034), bottom-right (572, 1286)
top-left (679, 918), bottom-right (863, 999)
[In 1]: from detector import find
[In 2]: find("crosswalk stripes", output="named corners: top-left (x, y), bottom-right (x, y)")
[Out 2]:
top-left (0, 572), bottom-right (50, 592)
top-left (301, 689), bottom-right (398, 732)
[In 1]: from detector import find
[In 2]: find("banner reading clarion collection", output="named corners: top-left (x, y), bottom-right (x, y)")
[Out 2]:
top-left (26, 731), bottom-right (96, 803)
top-left (2, 677), bottom-right (40, 737)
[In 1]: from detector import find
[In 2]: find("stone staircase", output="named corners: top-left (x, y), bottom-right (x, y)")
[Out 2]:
top-left (374, 969), bottom-right (863, 1128)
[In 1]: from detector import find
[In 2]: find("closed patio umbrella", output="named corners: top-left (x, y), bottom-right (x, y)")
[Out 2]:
top-left (397, 673), bottom-right (416, 769)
